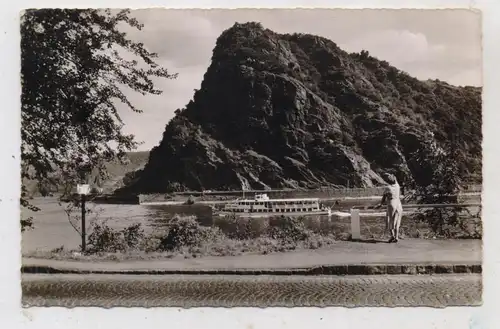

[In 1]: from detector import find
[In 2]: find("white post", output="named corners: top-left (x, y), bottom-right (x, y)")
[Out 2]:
top-left (350, 208), bottom-right (361, 240)
top-left (77, 184), bottom-right (90, 252)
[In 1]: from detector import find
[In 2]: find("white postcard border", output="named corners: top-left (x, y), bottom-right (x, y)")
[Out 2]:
top-left (1, 1), bottom-right (497, 329)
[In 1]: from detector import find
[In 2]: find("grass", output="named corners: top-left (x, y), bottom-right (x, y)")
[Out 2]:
top-left (25, 236), bottom-right (340, 262)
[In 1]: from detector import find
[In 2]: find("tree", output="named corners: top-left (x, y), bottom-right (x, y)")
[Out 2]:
top-left (407, 130), bottom-right (480, 237)
top-left (20, 9), bottom-right (177, 230)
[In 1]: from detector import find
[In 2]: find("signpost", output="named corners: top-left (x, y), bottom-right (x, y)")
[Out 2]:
top-left (77, 183), bottom-right (90, 252)
top-left (350, 208), bottom-right (361, 240)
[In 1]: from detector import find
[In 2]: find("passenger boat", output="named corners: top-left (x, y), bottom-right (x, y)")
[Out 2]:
top-left (217, 193), bottom-right (332, 218)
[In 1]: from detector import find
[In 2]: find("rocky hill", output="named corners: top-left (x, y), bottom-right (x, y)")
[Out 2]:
top-left (125, 22), bottom-right (482, 193)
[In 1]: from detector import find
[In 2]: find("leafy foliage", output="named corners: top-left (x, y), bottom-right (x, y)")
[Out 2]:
top-left (86, 222), bottom-right (151, 253)
top-left (20, 196), bottom-right (39, 231)
top-left (121, 223), bottom-right (146, 248)
top-left (20, 9), bottom-right (177, 230)
top-left (268, 216), bottom-right (311, 243)
top-left (183, 195), bottom-right (196, 205)
top-left (158, 215), bottom-right (221, 251)
top-left (214, 215), bottom-right (270, 240)
top-left (121, 168), bottom-right (144, 188)
top-left (409, 132), bottom-right (482, 237)
top-left (86, 223), bottom-right (123, 253)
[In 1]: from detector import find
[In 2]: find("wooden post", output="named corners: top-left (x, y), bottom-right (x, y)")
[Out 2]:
top-left (350, 208), bottom-right (361, 240)
top-left (81, 194), bottom-right (86, 252)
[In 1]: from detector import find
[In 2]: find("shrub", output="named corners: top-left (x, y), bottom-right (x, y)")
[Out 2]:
top-left (214, 215), bottom-right (248, 239)
top-left (302, 217), bottom-right (323, 233)
top-left (86, 222), bottom-right (150, 254)
top-left (459, 207), bottom-right (482, 238)
top-left (121, 223), bottom-right (146, 249)
top-left (140, 236), bottom-right (162, 252)
top-left (411, 207), bottom-right (482, 239)
top-left (86, 223), bottom-right (124, 253)
top-left (159, 215), bottom-right (222, 251)
top-left (412, 208), bottom-right (460, 237)
top-left (408, 132), bottom-right (482, 239)
top-left (247, 217), bottom-right (269, 238)
top-left (184, 195), bottom-right (196, 205)
top-left (267, 216), bottom-right (311, 243)
top-left (214, 215), bottom-right (269, 239)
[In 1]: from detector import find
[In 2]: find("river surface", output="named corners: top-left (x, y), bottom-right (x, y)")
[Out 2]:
top-left (21, 194), bottom-right (480, 253)
top-left (21, 197), bottom-right (204, 252)
top-left (22, 196), bottom-right (373, 253)
top-left (21, 197), bottom-right (357, 252)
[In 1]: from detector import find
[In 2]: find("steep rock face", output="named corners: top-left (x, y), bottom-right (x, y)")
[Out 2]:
top-left (129, 22), bottom-right (482, 193)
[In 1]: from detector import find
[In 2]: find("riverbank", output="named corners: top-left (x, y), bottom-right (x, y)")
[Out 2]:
top-left (22, 194), bottom-right (482, 264)
top-left (23, 211), bottom-right (482, 263)
top-left (22, 238), bottom-right (482, 275)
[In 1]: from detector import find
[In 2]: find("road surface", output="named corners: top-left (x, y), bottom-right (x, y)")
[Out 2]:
top-left (22, 274), bottom-right (482, 308)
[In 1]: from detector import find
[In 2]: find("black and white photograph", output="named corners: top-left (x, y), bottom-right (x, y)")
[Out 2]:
top-left (19, 8), bottom-right (482, 308)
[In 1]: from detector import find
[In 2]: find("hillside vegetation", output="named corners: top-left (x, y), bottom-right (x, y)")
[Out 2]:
top-left (121, 22), bottom-right (482, 193)
top-left (25, 151), bottom-right (150, 197)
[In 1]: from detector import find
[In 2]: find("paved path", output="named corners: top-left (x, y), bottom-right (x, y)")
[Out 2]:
top-left (23, 239), bottom-right (482, 272)
top-left (22, 274), bottom-right (482, 308)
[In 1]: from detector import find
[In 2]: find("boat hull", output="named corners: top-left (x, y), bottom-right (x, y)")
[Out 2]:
top-left (217, 210), bottom-right (332, 218)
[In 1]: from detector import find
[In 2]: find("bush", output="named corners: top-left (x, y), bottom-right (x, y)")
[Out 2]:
top-left (302, 217), bottom-right (326, 234)
top-left (159, 215), bottom-right (221, 251)
top-left (213, 215), bottom-right (246, 239)
top-left (408, 133), bottom-right (482, 239)
top-left (184, 195), bottom-right (196, 205)
top-left (247, 217), bottom-right (270, 238)
top-left (86, 223), bottom-right (125, 253)
top-left (214, 215), bottom-right (335, 242)
top-left (121, 223), bottom-right (146, 248)
top-left (413, 208), bottom-right (460, 237)
top-left (412, 206), bottom-right (482, 239)
top-left (214, 215), bottom-right (269, 239)
top-left (268, 216), bottom-right (311, 243)
top-left (86, 222), bottom-right (149, 254)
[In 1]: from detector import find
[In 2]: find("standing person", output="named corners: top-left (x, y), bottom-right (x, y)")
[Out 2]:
top-left (377, 173), bottom-right (403, 243)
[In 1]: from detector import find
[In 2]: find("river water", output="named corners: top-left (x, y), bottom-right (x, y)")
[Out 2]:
top-left (21, 197), bottom-right (199, 252)
top-left (20, 197), bottom-right (381, 253)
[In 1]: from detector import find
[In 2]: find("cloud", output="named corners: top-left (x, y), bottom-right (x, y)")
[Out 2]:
top-left (337, 28), bottom-right (481, 86)
top-left (126, 10), bottom-right (221, 68)
top-left (342, 30), bottom-right (446, 64)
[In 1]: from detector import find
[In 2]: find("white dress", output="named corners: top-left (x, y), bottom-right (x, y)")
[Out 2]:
top-left (385, 183), bottom-right (403, 234)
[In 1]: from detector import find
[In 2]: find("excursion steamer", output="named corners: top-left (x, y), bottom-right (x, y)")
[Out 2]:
top-left (217, 193), bottom-right (332, 218)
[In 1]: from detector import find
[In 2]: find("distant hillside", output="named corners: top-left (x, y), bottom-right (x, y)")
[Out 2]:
top-left (100, 151), bottom-right (150, 192)
top-left (24, 151), bottom-right (150, 196)
top-left (122, 22), bottom-right (482, 193)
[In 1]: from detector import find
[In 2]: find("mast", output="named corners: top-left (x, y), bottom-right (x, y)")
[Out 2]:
top-left (241, 182), bottom-right (247, 199)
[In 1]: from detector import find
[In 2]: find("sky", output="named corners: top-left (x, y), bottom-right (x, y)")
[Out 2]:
top-left (116, 9), bottom-right (482, 151)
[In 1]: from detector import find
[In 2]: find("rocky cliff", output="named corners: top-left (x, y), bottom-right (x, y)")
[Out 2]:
top-left (127, 22), bottom-right (482, 193)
